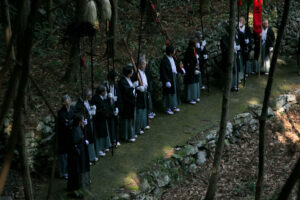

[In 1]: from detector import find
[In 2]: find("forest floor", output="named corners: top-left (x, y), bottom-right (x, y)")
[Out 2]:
top-left (37, 59), bottom-right (300, 200)
top-left (162, 95), bottom-right (300, 200)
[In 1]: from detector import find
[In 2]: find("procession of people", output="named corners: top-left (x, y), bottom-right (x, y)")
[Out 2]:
top-left (55, 16), bottom-right (300, 198)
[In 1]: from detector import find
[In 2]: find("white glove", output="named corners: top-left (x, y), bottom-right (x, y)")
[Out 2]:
top-left (108, 93), bottom-right (113, 99)
top-left (234, 44), bottom-right (240, 51)
top-left (114, 107), bottom-right (119, 116)
top-left (202, 40), bottom-right (206, 47)
top-left (196, 43), bottom-right (201, 48)
top-left (269, 47), bottom-right (274, 52)
top-left (204, 54), bottom-right (208, 60)
top-left (133, 81), bottom-right (139, 88)
top-left (85, 140), bottom-right (89, 145)
top-left (83, 119), bottom-right (88, 126)
top-left (195, 70), bottom-right (201, 75)
top-left (137, 86), bottom-right (145, 92)
top-left (89, 110), bottom-right (96, 116)
top-left (166, 82), bottom-right (171, 88)
top-left (245, 39), bottom-right (249, 44)
top-left (181, 68), bottom-right (186, 74)
top-left (91, 105), bottom-right (96, 110)
top-left (113, 96), bottom-right (118, 102)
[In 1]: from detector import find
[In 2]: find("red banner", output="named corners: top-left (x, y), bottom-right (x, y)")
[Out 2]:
top-left (253, 0), bottom-right (263, 36)
top-left (237, 0), bottom-right (243, 6)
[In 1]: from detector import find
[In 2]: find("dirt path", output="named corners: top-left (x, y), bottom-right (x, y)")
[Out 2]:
top-left (40, 58), bottom-right (300, 200)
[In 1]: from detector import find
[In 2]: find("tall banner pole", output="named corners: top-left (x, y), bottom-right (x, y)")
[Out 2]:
top-left (253, 0), bottom-right (263, 78)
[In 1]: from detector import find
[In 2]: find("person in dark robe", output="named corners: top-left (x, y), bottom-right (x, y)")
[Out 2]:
top-left (105, 70), bottom-right (121, 147)
top-left (174, 56), bottom-right (186, 105)
top-left (67, 114), bottom-right (90, 198)
top-left (195, 31), bottom-right (208, 90)
top-left (134, 54), bottom-right (151, 136)
top-left (237, 16), bottom-right (253, 77)
top-left (118, 65), bottom-right (137, 142)
top-left (57, 94), bottom-right (73, 180)
top-left (233, 33), bottom-right (242, 91)
top-left (183, 39), bottom-right (200, 104)
top-left (74, 89), bottom-right (97, 165)
top-left (297, 36), bottom-right (300, 75)
top-left (160, 45), bottom-right (181, 114)
top-left (92, 85), bottom-right (112, 156)
top-left (254, 19), bottom-right (275, 75)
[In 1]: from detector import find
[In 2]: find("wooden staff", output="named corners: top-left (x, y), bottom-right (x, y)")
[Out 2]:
top-left (106, 21), bottom-right (110, 74)
top-left (136, 0), bottom-right (146, 69)
top-left (122, 39), bottom-right (143, 86)
top-left (90, 36), bottom-right (94, 95)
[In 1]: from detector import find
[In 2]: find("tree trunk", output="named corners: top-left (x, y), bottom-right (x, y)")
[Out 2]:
top-left (0, 0), bottom-right (16, 89)
top-left (47, 0), bottom-right (54, 31)
top-left (63, 0), bottom-right (88, 81)
top-left (204, 1), bottom-right (236, 200)
top-left (107, 0), bottom-right (118, 59)
top-left (255, 0), bottom-right (291, 199)
top-left (276, 156), bottom-right (300, 200)
top-left (297, 176), bottom-right (300, 200)
top-left (0, 0), bottom-right (40, 197)
top-left (18, 121), bottom-right (34, 200)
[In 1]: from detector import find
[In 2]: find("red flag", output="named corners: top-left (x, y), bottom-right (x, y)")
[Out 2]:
top-left (237, 0), bottom-right (243, 6)
top-left (253, 0), bottom-right (263, 36)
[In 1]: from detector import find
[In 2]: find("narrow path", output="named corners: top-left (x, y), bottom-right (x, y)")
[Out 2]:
top-left (42, 59), bottom-right (300, 200)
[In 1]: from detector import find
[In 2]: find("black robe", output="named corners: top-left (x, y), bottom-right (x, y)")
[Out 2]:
top-left (57, 106), bottom-right (74, 154)
top-left (91, 95), bottom-right (110, 138)
top-left (160, 55), bottom-right (176, 95)
top-left (132, 71), bottom-right (152, 109)
top-left (67, 126), bottom-right (90, 191)
top-left (105, 82), bottom-right (120, 141)
top-left (183, 47), bottom-right (198, 84)
top-left (118, 77), bottom-right (136, 119)
top-left (235, 33), bottom-right (242, 73)
top-left (254, 27), bottom-right (275, 59)
top-left (237, 26), bottom-right (252, 65)
top-left (74, 98), bottom-right (94, 143)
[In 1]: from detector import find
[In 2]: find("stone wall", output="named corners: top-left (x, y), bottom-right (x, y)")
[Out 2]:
top-left (111, 89), bottom-right (300, 200)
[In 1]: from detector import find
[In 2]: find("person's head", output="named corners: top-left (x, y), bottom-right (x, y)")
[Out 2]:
top-left (138, 54), bottom-right (147, 71)
top-left (262, 19), bottom-right (269, 29)
top-left (195, 31), bottom-right (203, 40)
top-left (122, 65), bottom-right (134, 78)
top-left (107, 70), bottom-right (118, 84)
top-left (239, 17), bottom-right (246, 27)
top-left (61, 94), bottom-right (71, 108)
top-left (188, 39), bottom-right (196, 49)
top-left (166, 45), bottom-right (176, 57)
top-left (96, 85), bottom-right (107, 97)
top-left (73, 114), bottom-right (84, 127)
top-left (83, 89), bottom-right (92, 101)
